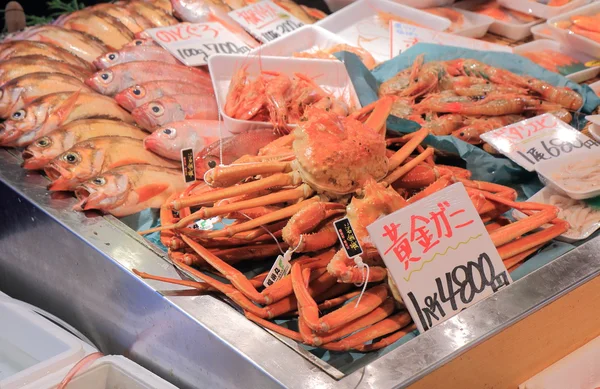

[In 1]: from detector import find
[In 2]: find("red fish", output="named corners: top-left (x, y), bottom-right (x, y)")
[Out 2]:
top-left (94, 45), bottom-right (180, 69)
top-left (132, 94), bottom-right (219, 130)
top-left (144, 120), bottom-right (222, 160)
top-left (114, 80), bottom-right (214, 112)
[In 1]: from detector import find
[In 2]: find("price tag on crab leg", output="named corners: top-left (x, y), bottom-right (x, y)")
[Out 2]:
top-left (366, 183), bottom-right (511, 332)
top-left (389, 21), bottom-right (512, 58)
top-left (480, 113), bottom-right (600, 172)
top-left (334, 217), bottom-right (363, 258)
top-left (228, 0), bottom-right (305, 43)
top-left (264, 253), bottom-right (292, 287)
top-left (146, 22), bottom-right (251, 67)
top-left (181, 148), bottom-right (196, 183)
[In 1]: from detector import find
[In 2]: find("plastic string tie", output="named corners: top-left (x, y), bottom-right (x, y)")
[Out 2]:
top-left (240, 212), bottom-right (286, 256)
top-left (353, 255), bottom-right (370, 308)
top-left (57, 351), bottom-right (104, 389)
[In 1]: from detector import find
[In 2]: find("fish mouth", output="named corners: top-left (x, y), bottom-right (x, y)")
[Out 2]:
top-left (114, 93), bottom-right (135, 112)
top-left (92, 58), bottom-right (107, 70)
top-left (131, 110), bottom-right (152, 131)
top-left (44, 164), bottom-right (74, 191)
top-left (73, 185), bottom-right (92, 211)
top-left (142, 137), bottom-right (156, 150)
top-left (21, 149), bottom-right (45, 170)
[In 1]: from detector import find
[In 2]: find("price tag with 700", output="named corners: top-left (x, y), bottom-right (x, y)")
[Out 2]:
top-left (228, 0), bottom-right (305, 43)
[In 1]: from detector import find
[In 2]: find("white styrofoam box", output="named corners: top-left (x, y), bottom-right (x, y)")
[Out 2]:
top-left (513, 39), bottom-right (600, 83)
top-left (531, 22), bottom-right (562, 41)
top-left (548, 2), bottom-right (600, 57)
top-left (388, 0), bottom-right (456, 8)
top-left (317, 0), bottom-right (451, 62)
top-left (455, 0), bottom-right (543, 40)
top-left (589, 81), bottom-right (600, 97)
top-left (208, 54), bottom-right (361, 134)
top-left (0, 302), bottom-right (88, 389)
top-left (498, 0), bottom-right (587, 20)
top-left (519, 335), bottom-right (600, 389)
top-left (536, 150), bottom-right (600, 200)
top-left (448, 7), bottom-right (494, 38)
top-left (586, 115), bottom-right (600, 142)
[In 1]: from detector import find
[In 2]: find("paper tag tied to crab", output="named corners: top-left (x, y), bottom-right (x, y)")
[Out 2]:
top-left (228, 0), bottom-right (305, 43)
top-left (190, 217), bottom-right (219, 231)
top-left (263, 254), bottom-right (292, 287)
top-left (334, 217), bottom-right (363, 258)
top-left (181, 148), bottom-right (196, 183)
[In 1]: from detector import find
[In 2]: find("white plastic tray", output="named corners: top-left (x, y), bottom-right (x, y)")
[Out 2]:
top-left (389, 0), bottom-right (456, 8)
top-left (455, 0), bottom-right (543, 40)
top-left (317, 0), bottom-right (451, 62)
top-left (498, 0), bottom-right (587, 20)
top-left (513, 186), bottom-right (600, 243)
top-left (448, 7), bottom-right (495, 38)
top-left (513, 39), bottom-right (600, 83)
top-left (0, 302), bottom-right (87, 389)
top-left (589, 81), bottom-right (600, 97)
top-left (208, 54), bottom-right (361, 134)
top-left (531, 23), bottom-right (561, 41)
top-left (548, 2), bottom-right (600, 57)
top-left (536, 150), bottom-right (600, 200)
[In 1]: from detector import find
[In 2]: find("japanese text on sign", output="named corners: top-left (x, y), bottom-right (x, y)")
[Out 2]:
top-left (146, 22), bottom-right (251, 66)
top-left (181, 148), bottom-right (196, 183)
top-left (334, 217), bottom-right (363, 258)
top-left (263, 254), bottom-right (291, 287)
top-left (229, 0), bottom-right (305, 43)
top-left (480, 113), bottom-right (600, 172)
top-left (367, 183), bottom-right (511, 332)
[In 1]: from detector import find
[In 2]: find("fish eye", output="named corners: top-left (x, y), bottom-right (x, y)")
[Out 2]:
top-left (132, 86), bottom-right (145, 97)
top-left (12, 109), bottom-right (26, 120)
top-left (92, 177), bottom-right (106, 186)
top-left (207, 160), bottom-right (217, 169)
top-left (108, 53), bottom-right (117, 61)
top-left (150, 103), bottom-right (164, 116)
top-left (162, 128), bottom-right (176, 138)
top-left (100, 72), bottom-right (113, 83)
top-left (62, 152), bottom-right (80, 164)
top-left (135, 40), bottom-right (143, 45)
top-left (35, 137), bottom-right (51, 148)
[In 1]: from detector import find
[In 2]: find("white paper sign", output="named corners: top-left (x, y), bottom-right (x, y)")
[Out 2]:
top-left (480, 113), bottom-right (600, 172)
top-left (366, 183), bottom-right (511, 332)
top-left (389, 21), bottom-right (513, 57)
top-left (146, 22), bottom-right (252, 66)
top-left (263, 254), bottom-right (291, 287)
top-left (228, 0), bottom-right (305, 43)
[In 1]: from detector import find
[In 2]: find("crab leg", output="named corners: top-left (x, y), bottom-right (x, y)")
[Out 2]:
top-left (495, 218), bottom-right (568, 260)
top-left (385, 147), bottom-right (435, 185)
top-left (318, 290), bottom-right (361, 310)
top-left (503, 243), bottom-right (544, 270)
top-left (205, 161), bottom-right (293, 187)
top-left (387, 127), bottom-right (430, 172)
top-left (327, 248), bottom-right (388, 283)
top-left (210, 243), bottom-right (291, 264)
top-left (282, 202), bottom-right (346, 251)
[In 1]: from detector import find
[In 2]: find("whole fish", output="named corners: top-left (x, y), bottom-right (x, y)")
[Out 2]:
top-left (0, 91), bottom-right (134, 147)
top-left (0, 73), bottom-right (93, 118)
top-left (22, 119), bottom-right (147, 170)
top-left (126, 1), bottom-right (178, 27)
top-left (114, 80), bottom-right (214, 111)
top-left (132, 94), bottom-right (219, 130)
top-left (62, 11), bottom-right (135, 50)
top-left (86, 61), bottom-right (212, 96)
top-left (141, 0), bottom-right (174, 15)
top-left (87, 4), bottom-right (154, 33)
top-left (144, 120), bottom-right (222, 160)
top-left (94, 45), bottom-right (179, 69)
top-left (45, 136), bottom-right (180, 191)
top-left (9, 26), bottom-right (109, 63)
top-left (195, 128), bottom-right (281, 177)
top-left (0, 41), bottom-right (95, 72)
top-left (73, 164), bottom-right (186, 217)
top-left (0, 56), bottom-right (91, 86)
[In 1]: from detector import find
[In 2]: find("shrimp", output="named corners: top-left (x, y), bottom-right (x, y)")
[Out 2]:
top-left (417, 93), bottom-right (560, 116)
top-left (452, 115), bottom-right (524, 144)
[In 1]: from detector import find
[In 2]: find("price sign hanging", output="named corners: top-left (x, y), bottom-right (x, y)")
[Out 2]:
top-left (480, 113), bottom-right (600, 172)
top-left (389, 21), bottom-right (512, 58)
top-left (181, 147), bottom-right (196, 183)
top-left (228, 0), bottom-right (305, 43)
top-left (146, 22), bottom-right (251, 67)
top-left (366, 182), bottom-right (511, 332)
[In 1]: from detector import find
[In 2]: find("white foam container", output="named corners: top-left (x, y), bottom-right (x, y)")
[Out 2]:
top-left (536, 150), bottom-right (600, 200)
top-left (513, 39), bottom-right (600, 83)
top-left (448, 7), bottom-right (495, 38)
top-left (585, 115), bottom-right (600, 142)
top-left (498, 0), bottom-right (587, 20)
top-left (0, 302), bottom-right (88, 389)
top-left (531, 22), bottom-right (562, 40)
top-left (208, 54), bottom-right (361, 134)
top-left (455, 0), bottom-right (543, 40)
top-left (512, 186), bottom-right (600, 243)
top-left (519, 334), bottom-right (600, 389)
top-left (317, 0), bottom-right (451, 62)
top-left (589, 81), bottom-right (600, 97)
top-left (548, 2), bottom-right (600, 57)
top-left (389, 0), bottom-right (456, 8)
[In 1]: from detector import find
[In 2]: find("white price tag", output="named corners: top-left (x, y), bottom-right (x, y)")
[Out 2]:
top-left (190, 217), bottom-right (219, 231)
top-left (389, 21), bottom-right (513, 57)
top-left (366, 183), bottom-right (511, 332)
top-left (146, 22), bottom-right (252, 66)
top-left (263, 254), bottom-right (291, 288)
top-left (228, 0), bottom-right (304, 43)
top-left (480, 113), bottom-right (600, 172)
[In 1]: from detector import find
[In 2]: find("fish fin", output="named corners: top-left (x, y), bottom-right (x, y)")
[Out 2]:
top-left (135, 183), bottom-right (169, 203)
top-left (53, 90), bottom-right (82, 124)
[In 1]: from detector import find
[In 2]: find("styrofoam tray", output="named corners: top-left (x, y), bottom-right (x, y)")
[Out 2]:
top-left (513, 186), bottom-right (600, 243)
top-left (498, 0), bottom-right (587, 20)
top-left (447, 7), bottom-right (495, 38)
top-left (455, 0), bottom-right (543, 40)
top-left (208, 54), bottom-right (361, 134)
top-left (390, 0), bottom-right (456, 8)
top-left (531, 22), bottom-right (562, 41)
top-left (548, 2), bottom-right (600, 57)
top-left (585, 115), bottom-right (600, 142)
top-left (317, 0), bottom-right (451, 62)
top-left (536, 150), bottom-right (600, 200)
top-left (513, 39), bottom-right (600, 83)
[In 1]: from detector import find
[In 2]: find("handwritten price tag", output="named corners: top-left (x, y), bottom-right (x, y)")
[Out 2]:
top-left (146, 22), bottom-right (251, 66)
top-left (389, 21), bottom-right (513, 57)
top-left (228, 0), bottom-right (304, 43)
top-left (367, 183), bottom-right (511, 332)
top-left (480, 113), bottom-right (600, 172)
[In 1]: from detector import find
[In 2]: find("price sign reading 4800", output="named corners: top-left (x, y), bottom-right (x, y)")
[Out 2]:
top-left (229, 0), bottom-right (305, 43)
top-left (367, 183), bottom-right (511, 332)
top-left (480, 113), bottom-right (600, 172)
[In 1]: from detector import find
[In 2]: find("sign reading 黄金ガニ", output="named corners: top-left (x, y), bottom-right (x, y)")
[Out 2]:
top-left (366, 182), bottom-right (511, 332)
top-left (181, 148), bottom-right (196, 183)
top-left (146, 22), bottom-right (251, 66)
top-left (228, 0), bottom-right (305, 43)
top-left (480, 113), bottom-right (600, 172)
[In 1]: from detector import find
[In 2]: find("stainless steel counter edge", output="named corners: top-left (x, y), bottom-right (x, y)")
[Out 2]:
top-left (1, 148), bottom-right (599, 389)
